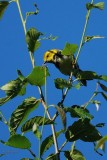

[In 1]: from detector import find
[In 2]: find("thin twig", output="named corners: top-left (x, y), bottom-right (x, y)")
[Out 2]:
top-left (16, 0), bottom-right (59, 158)
top-left (75, 0), bottom-right (94, 63)
top-left (28, 149), bottom-right (36, 158)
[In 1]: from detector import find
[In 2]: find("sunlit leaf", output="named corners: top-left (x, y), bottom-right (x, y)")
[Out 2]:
top-left (94, 2), bottom-right (104, 10)
top-left (95, 135), bottom-right (107, 151)
top-left (84, 35), bottom-right (104, 43)
top-left (101, 75), bottom-right (107, 82)
top-left (65, 119), bottom-right (102, 142)
top-left (0, 78), bottom-right (26, 106)
top-left (40, 130), bottom-right (63, 156)
top-left (1, 78), bottom-right (23, 97)
top-left (86, 2), bottom-right (104, 10)
top-left (56, 106), bottom-right (66, 130)
top-left (26, 28), bottom-right (42, 53)
top-left (54, 78), bottom-right (71, 90)
top-left (0, 1), bottom-right (9, 19)
top-left (21, 116), bottom-right (53, 133)
top-left (32, 123), bottom-right (41, 140)
top-left (27, 66), bottom-right (50, 86)
top-left (5, 134), bottom-right (31, 149)
top-left (62, 42), bottom-right (78, 56)
top-left (10, 97), bottom-right (40, 133)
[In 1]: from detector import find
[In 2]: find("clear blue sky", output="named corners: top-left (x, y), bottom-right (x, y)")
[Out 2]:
top-left (0, 0), bottom-right (107, 159)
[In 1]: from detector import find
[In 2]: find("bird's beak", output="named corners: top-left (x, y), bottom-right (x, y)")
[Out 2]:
top-left (42, 61), bottom-right (47, 66)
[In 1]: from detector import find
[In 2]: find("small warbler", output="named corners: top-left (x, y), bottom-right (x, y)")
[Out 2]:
top-left (43, 49), bottom-right (86, 86)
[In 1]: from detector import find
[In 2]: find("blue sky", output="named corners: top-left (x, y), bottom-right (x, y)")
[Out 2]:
top-left (0, 0), bottom-right (107, 159)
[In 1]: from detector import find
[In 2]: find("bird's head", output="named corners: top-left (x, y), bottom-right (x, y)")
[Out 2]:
top-left (44, 49), bottom-right (61, 64)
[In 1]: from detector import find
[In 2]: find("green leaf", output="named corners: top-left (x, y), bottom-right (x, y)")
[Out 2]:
top-left (98, 82), bottom-right (107, 92)
top-left (86, 2), bottom-right (104, 10)
top-left (84, 35), bottom-right (104, 43)
top-left (1, 78), bottom-right (23, 97)
top-left (26, 28), bottom-right (42, 53)
top-left (65, 105), bottom-right (93, 120)
top-left (0, 153), bottom-right (5, 157)
top-left (0, 1), bottom-right (9, 19)
top-left (10, 97), bottom-right (40, 133)
top-left (40, 130), bottom-right (63, 156)
top-left (56, 106), bottom-right (66, 130)
top-left (21, 116), bottom-right (53, 133)
top-left (32, 123), bottom-right (41, 140)
top-left (0, 78), bottom-right (25, 106)
top-left (46, 153), bottom-right (59, 160)
top-left (17, 70), bottom-right (26, 82)
top-left (62, 42), bottom-right (78, 56)
top-left (26, 3), bottom-right (39, 17)
top-left (5, 134), bottom-right (31, 149)
top-left (27, 66), bottom-right (50, 86)
top-left (96, 123), bottom-right (105, 128)
top-left (0, 97), bottom-right (11, 106)
top-left (65, 119), bottom-right (102, 142)
top-left (95, 135), bottom-right (107, 151)
top-left (94, 2), bottom-right (104, 10)
top-left (64, 149), bottom-right (86, 160)
top-left (101, 75), bottom-right (107, 81)
top-left (54, 78), bottom-right (71, 90)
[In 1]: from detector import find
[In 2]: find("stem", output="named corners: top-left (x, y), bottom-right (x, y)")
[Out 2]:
top-left (59, 139), bottom-right (68, 151)
top-left (16, 1), bottom-right (59, 157)
top-left (84, 92), bottom-right (97, 109)
top-left (16, 0), bottom-right (35, 68)
top-left (71, 141), bottom-right (76, 154)
top-left (0, 111), bottom-right (8, 125)
top-left (58, 0), bottom-right (94, 106)
top-left (75, 0), bottom-right (94, 62)
top-left (41, 100), bottom-right (59, 155)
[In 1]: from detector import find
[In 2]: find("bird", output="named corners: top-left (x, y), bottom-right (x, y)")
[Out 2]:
top-left (43, 49), bottom-right (87, 86)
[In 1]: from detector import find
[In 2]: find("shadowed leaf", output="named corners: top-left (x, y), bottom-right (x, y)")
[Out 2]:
top-left (54, 78), bottom-right (71, 90)
top-left (56, 106), bottom-right (66, 130)
top-left (10, 97), bottom-right (40, 133)
top-left (65, 119), bottom-right (102, 142)
top-left (98, 82), bottom-right (107, 92)
top-left (101, 92), bottom-right (107, 101)
top-left (40, 130), bottom-right (63, 156)
top-left (0, 1), bottom-right (9, 19)
top-left (64, 149), bottom-right (86, 160)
